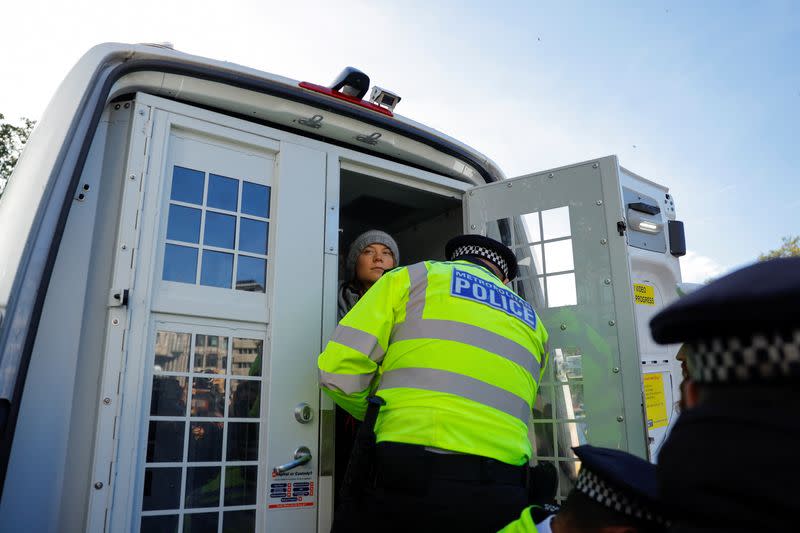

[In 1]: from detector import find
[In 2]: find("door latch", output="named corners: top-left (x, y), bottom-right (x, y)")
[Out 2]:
top-left (108, 289), bottom-right (129, 307)
top-left (273, 446), bottom-right (312, 475)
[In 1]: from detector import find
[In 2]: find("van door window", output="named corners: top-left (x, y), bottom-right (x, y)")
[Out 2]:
top-left (163, 166), bottom-right (271, 293)
top-left (141, 327), bottom-right (264, 531)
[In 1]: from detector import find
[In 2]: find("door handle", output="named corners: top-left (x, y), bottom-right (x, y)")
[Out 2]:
top-left (273, 446), bottom-right (312, 475)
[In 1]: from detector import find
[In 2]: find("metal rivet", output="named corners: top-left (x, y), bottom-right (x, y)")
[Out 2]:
top-left (507, 183), bottom-right (512, 188)
top-left (600, 238), bottom-right (608, 245)
top-left (548, 173), bottom-right (554, 178)
top-left (121, 244), bottom-right (127, 250)
top-left (112, 318), bottom-right (119, 326)
top-left (469, 191), bottom-right (474, 196)
top-left (604, 279), bottom-right (611, 285)
top-left (616, 415), bottom-right (624, 422)
top-left (138, 109), bottom-right (146, 116)
top-left (103, 397), bottom-right (112, 405)
top-left (78, 193), bottom-right (85, 200)
top-left (608, 320), bottom-right (616, 326)
top-left (94, 482), bottom-right (104, 490)
top-left (329, 246), bottom-right (334, 251)
top-left (560, 324), bottom-right (567, 331)
top-left (592, 163), bottom-right (599, 169)
top-left (595, 200), bottom-right (603, 206)
top-left (612, 367), bottom-right (620, 373)
top-left (129, 174), bottom-right (136, 180)
top-left (114, 104), bottom-right (120, 110)
top-left (124, 103), bottom-right (130, 109)
top-left (470, 224), bottom-right (477, 230)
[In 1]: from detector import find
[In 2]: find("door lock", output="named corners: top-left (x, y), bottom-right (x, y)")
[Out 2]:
top-left (273, 446), bottom-right (312, 475)
top-left (294, 402), bottom-right (314, 424)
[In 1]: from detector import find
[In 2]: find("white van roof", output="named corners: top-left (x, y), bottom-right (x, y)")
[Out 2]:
top-left (0, 42), bottom-right (506, 307)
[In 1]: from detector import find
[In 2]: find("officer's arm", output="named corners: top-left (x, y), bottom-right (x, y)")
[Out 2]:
top-left (317, 270), bottom-right (400, 420)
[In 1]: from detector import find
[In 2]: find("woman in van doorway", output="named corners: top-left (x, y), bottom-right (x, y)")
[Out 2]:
top-left (338, 230), bottom-right (400, 319)
top-left (334, 229), bottom-right (399, 508)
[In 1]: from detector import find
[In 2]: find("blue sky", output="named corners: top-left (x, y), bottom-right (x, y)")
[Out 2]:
top-left (2, 0), bottom-right (798, 281)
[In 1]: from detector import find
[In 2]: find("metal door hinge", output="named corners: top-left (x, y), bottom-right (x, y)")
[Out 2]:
top-left (108, 289), bottom-right (129, 307)
top-left (617, 220), bottom-right (627, 236)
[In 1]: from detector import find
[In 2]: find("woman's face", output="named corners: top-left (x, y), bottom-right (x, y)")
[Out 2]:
top-left (355, 243), bottom-right (396, 289)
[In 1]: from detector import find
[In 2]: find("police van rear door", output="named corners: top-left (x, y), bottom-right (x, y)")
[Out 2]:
top-left (462, 156), bottom-right (647, 500)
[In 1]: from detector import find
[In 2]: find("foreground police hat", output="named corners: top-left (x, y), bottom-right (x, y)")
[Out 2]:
top-left (573, 445), bottom-right (667, 526)
top-left (445, 234), bottom-right (518, 281)
top-left (650, 257), bottom-right (800, 384)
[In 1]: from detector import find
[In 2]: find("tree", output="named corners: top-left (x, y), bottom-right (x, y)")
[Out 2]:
top-left (759, 235), bottom-right (800, 261)
top-left (0, 113), bottom-right (36, 197)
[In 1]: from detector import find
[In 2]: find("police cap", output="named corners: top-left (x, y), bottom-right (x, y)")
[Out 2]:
top-left (572, 445), bottom-right (667, 526)
top-left (650, 257), bottom-right (800, 384)
top-left (445, 234), bottom-right (518, 281)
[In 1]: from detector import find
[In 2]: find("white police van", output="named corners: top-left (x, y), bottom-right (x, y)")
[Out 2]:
top-left (0, 43), bottom-right (685, 532)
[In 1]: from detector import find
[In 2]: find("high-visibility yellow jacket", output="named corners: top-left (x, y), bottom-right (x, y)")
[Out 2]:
top-left (497, 507), bottom-right (538, 532)
top-left (318, 259), bottom-right (549, 465)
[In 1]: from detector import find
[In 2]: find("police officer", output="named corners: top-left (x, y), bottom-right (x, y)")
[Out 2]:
top-left (499, 445), bottom-right (669, 533)
top-left (319, 234), bottom-right (549, 532)
top-left (649, 257), bottom-right (800, 532)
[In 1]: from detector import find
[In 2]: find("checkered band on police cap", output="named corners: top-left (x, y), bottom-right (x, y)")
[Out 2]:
top-left (450, 244), bottom-right (509, 279)
top-left (686, 329), bottom-right (800, 384)
top-left (575, 467), bottom-right (667, 526)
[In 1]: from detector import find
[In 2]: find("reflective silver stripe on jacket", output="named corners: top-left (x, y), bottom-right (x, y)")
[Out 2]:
top-left (319, 370), bottom-right (375, 394)
top-left (391, 319), bottom-right (541, 378)
top-left (405, 262), bottom-right (428, 320)
top-left (332, 325), bottom-right (386, 362)
top-left (377, 367), bottom-right (531, 424)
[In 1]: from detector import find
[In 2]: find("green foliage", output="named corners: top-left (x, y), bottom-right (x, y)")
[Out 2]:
top-left (759, 235), bottom-right (800, 261)
top-left (0, 113), bottom-right (36, 196)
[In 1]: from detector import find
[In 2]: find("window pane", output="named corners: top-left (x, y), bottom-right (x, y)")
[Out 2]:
top-left (142, 467), bottom-right (182, 511)
top-left (223, 510), bottom-right (255, 533)
top-left (163, 245), bottom-right (198, 284)
top-left (229, 380), bottom-right (261, 418)
top-left (236, 257), bottom-right (266, 293)
top-left (207, 174), bottom-right (238, 212)
top-left (182, 513), bottom-right (218, 533)
top-left (232, 338), bottom-right (263, 377)
top-left (544, 240), bottom-right (574, 273)
top-left (224, 466), bottom-right (258, 506)
top-left (188, 422), bottom-right (224, 462)
top-left (542, 206), bottom-right (571, 240)
top-left (167, 205), bottom-right (201, 244)
top-left (185, 466), bottom-right (221, 509)
top-left (191, 377), bottom-right (225, 417)
top-left (194, 335), bottom-right (228, 373)
top-left (154, 331), bottom-right (191, 373)
top-left (147, 421), bottom-right (185, 462)
top-left (140, 515), bottom-right (179, 533)
top-left (171, 166), bottom-right (204, 205)
top-left (203, 212), bottom-right (235, 249)
top-left (239, 218), bottom-right (268, 255)
top-left (227, 422), bottom-right (259, 461)
top-left (151, 376), bottom-right (188, 416)
top-left (241, 182), bottom-right (270, 218)
top-left (200, 251), bottom-right (233, 289)
top-left (521, 212), bottom-right (542, 243)
top-left (547, 273), bottom-right (577, 307)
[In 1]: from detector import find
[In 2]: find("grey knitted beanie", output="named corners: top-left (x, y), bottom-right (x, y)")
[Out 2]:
top-left (345, 230), bottom-right (400, 279)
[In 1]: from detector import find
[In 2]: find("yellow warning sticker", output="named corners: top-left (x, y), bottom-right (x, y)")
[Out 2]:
top-left (633, 283), bottom-right (656, 306)
top-left (643, 373), bottom-right (668, 429)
